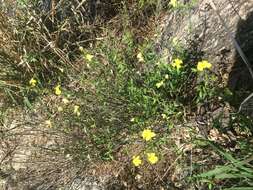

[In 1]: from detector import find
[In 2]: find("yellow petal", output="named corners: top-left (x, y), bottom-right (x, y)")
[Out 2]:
top-left (45, 120), bottom-right (52, 128)
top-left (172, 37), bottom-right (179, 46)
top-left (74, 105), bottom-right (80, 114)
top-left (161, 114), bottom-right (167, 119)
top-left (147, 153), bottom-right (158, 164)
top-left (170, 0), bottom-right (178, 8)
top-left (85, 54), bottom-right (94, 62)
top-left (156, 81), bottom-right (164, 88)
top-left (54, 85), bottom-right (62, 95)
top-left (74, 105), bottom-right (81, 116)
top-left (58, 106), bottom-right (63, 112)
top-left (132, 155), bottom-right (142, 167)
top-left (142, 129), bottom-right (156, 141)
top-left (137, 52), bottom-right (144, 62)
top-left (171, 58), bottom-right (183, 70)
top-left (79, 46), bottom-right (84, 52)
top-left (29, 78), bottom-right (37, 87)
top-left (197, 60), bottom-right (212, 71)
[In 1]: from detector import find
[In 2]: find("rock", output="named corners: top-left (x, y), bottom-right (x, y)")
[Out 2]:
top-left (158, 0), bottom-right (253, 118)
top-left (160, 0), bottom-right (253, 91)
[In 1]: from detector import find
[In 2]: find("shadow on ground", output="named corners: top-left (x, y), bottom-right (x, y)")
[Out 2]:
top-left (228, 11), bottom-right (253, 98)
top-left (226, 11), bottom-right (253, 118)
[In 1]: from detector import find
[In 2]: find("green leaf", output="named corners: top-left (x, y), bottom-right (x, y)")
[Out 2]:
top-left (215, 172), bottom-right (253, 179)
top-left (195, 165), bottom-right (236, 178)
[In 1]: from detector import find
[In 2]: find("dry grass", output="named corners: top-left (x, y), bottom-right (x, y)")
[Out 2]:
top-left (1, 1), bottom-right (253, 190)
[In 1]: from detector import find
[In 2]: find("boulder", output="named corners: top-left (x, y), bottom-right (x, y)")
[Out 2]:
top-left (160, 0), bottom-right (253, 91)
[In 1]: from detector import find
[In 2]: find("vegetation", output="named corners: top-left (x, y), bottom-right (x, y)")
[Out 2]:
top-left (0, 0), bottom-right (252, 189)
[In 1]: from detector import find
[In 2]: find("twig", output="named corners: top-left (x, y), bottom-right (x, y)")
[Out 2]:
top-left (237, 92), bottom-right (253, 114)
top-left (76, 0), bottom-right (87, 10)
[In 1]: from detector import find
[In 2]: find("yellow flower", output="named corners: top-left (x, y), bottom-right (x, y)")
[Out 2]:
top-left (45, 120), bottom-right (52, 128)
top-left (74, 105), bottom-right (79, 113)
top-left (62, 98), bottom-right (69, 104)
top-left (137, 52), bottom-right (144, 62)
top-left (132, 155), bottom-right (142, 167)
top-left (54, 85), bottom-right (62, 95)
top-left (142, 129), bottom-right (156, 141)
top-left (197, 60), bottom-right (212, 71)
top-left (59, 68), bottom-right (64, 73)
top-left (171, 58), bottom-right (183, 70)
top-left (85, 54), bottom-right (94, 62)
top-left (169, 0), bottom-right (178, 8)
top-left (74, 105), bottom-right (80, 116)
top-left (29, 78), bottom-right (37, 87)
top-left (156, 80), bottom-right (164, 88)
top-left (147, 153), bottom-right (158, 164)
top-left (161, 114), bottom-right (167, 119)
top-left (57, 106), bottom-right (63, 112)
top-left (79, 46), bottom-right (84, 52)
top-left (172, 37), bottom-right (179, 46)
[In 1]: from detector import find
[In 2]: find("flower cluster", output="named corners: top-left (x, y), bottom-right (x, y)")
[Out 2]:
top-left (197, 60), bottom-right (212, 71)
top-left (156, 58), bottom-right (183, 89)
top-left (132, 129), bottom-right (159, 167)
top-left (171, 58), bottom-right (212, 72)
